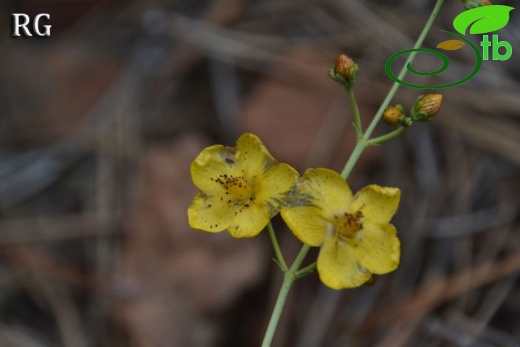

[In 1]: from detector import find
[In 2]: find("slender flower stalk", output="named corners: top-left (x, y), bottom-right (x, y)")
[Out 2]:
top-left (268, 221), bottom-right (288, 271)
top-left (368, 127), bottom-right (407, 146)
top-left (348, 89), bottom-right (363, 137)
top-left (261, 245), bottom-right (310, 347)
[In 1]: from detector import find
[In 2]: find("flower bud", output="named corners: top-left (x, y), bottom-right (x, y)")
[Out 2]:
top-left (334, 54), bottom-right (356, 80)
top-left (383, 105), bottom-right (411, 127)
top-left (411, 94), bottom-right (443, 122)
top-left (462, 0), bottom-right (492, 9)
top-left (328, 54), bottom-right (358, 89)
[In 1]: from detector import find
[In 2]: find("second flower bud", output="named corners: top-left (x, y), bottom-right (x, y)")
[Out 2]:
top-left (383, 105), bottom-right (412, 127)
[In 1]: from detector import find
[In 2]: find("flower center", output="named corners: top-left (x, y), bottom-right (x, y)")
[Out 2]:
top-left (335, 211), bottom-right (363, 237)
top-left (214, 174), bottom-right (253, 201)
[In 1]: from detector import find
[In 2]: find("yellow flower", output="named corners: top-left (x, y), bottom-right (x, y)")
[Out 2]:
top-left (188, 133), bottom-right (299, 238)
top-left (281, 168), bottom-right (401, 289)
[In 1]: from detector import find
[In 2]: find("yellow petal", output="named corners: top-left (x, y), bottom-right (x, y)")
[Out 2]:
top-left (188, 193), bottom-right (234, 232)
top-left (281, 206), bottom-right (328, 246)
top-left (235, 133), bottom-right (276, 178)
top-left (354, 223), bottom-right (400, 274)
top-left (296, 168), bottom-right (353, 218)
top-left (352, 185), bottom-right (400, 224)
top-left (228, 202), bottom-right (271, 238)
top-left (255, 162), bottom-right (299, 211)
top-left (317, 236), bottom-right (371, 289)
top-left (191, 144), bottom-right (242, 195)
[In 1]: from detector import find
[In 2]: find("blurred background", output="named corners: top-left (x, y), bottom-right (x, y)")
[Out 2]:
top-left (0, 0), bottom-right (519, 346)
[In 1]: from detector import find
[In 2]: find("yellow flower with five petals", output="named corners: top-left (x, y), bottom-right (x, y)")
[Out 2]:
top-left (281, 168), bottom-right (401, 289)
top-left (188, 133), bottom-right (299, 238)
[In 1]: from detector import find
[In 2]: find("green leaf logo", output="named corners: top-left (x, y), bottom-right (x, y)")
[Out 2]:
top-left (453, 5), bottom-right (514, 35)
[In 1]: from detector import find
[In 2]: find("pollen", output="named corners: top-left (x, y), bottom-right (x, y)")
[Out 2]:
top-left (336, 211), bottom-right (363, 238)
top-left (213, 174), bottom-right (253, 201)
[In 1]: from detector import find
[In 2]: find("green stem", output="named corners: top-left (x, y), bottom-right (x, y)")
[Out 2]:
top-left (367, 126), bottom-right (406, 146)
top-left (262, 272), bottom-right (295, 347)
top-left (340, 0), bottom-right (444, 179)
top-left (262, 245), bottom-right (310, 347)
top-left (290, 244), bottom-right (311, 272)
top-left (340, 140), bottom-right (366, 180)
top-left (347, 89), bottom-right (362, 137)
top-left (267, 222), bottom-right (288, 271)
